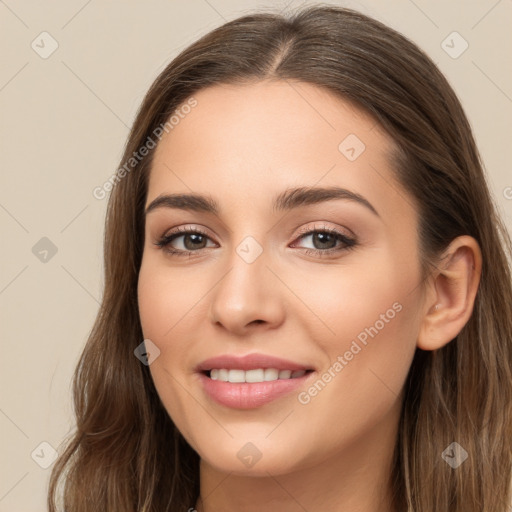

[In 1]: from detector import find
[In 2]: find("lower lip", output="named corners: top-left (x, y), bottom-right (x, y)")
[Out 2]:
top-left (198, 371), bottom-right (314, 409)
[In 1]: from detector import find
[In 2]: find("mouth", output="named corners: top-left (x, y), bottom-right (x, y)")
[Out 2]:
top-left (195, 353), bottom-right (316, 408)
top-left (202, 368), bottom-right (315, 383)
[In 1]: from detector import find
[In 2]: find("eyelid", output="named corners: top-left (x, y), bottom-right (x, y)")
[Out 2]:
top-left (161, 224), bottom-right (213, 240)
top-left (159, 222), bottom-right (354, 243)
top-left (292, 222), bottom-right (355, 240)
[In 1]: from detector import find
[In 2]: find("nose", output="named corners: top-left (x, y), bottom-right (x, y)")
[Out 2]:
top-left (208, 245), bottom-right (286, 336)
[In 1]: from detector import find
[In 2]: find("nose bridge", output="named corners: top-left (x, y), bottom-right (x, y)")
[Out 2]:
top-left (208, 234), bottom-right (284, 331)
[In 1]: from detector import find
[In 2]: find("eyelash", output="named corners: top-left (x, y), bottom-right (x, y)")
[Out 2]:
top-left (154, 224), bottom-right (357, 258)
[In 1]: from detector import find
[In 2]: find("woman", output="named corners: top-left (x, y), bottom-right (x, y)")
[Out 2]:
top-left (48, 5), bottom-right (512, 511)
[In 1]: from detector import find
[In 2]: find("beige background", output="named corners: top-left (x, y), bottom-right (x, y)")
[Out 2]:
top-left (0, 0), bottom-right (511, 510)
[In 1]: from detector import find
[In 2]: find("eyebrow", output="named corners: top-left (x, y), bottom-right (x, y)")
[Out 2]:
top-left (144, 186), bottom-right (379, 217)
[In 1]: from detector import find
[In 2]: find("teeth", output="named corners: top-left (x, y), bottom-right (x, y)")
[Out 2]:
top-left (228, 369), bottom-right (245, 383)
top-left (209, 368), bottom-right (307, 383)
top-left (264, 368), bottom-right (279, 381)
top-left (246, 369), bottom-right (264, 383)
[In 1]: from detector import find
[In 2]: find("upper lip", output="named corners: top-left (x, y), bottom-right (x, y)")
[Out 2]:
top-left (196, 353), bottom-right (314, 372)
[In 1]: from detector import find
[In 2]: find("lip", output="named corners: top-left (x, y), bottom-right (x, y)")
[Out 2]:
top-left (198, 371), bottom-right (315, 409)
top-left (196, 353), bottom-right (314, 372)
top-left (195, 353), bottom-right (316, 409)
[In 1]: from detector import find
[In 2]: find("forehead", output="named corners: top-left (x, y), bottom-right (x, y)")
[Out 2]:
top-left (147, 80), bottom-right (413, 225)
top-left (152, 80), bottom-right (387, 169)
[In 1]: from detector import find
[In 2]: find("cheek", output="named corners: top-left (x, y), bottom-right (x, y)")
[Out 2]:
top-left (286, 251), bottom-right (420, 413)
top-left (286, 249), bottom-right (418, 348)
top-left (137, 256), bottom-right (207, 341)
top-left (137, 259), bottom-right (205, 442)
top-left (137, 261), bottom-right (195, 390)
top-left (299, 298), bottom-right (418, 456)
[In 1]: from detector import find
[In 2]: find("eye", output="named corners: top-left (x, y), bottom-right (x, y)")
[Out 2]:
top-left (291, 224), bottom-right (357, 257)
top-left (154, 223), bottom-right (358, 258)
top-left (154, 226), bottom-right (217, 256)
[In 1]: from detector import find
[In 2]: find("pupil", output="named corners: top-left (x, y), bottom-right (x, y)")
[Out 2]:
top-left (185, 234), bottom-right (206, 250)
top-left (314, 232), bottom-right (335, 249)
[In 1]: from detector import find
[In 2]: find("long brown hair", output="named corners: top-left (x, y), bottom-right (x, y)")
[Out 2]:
top-left (48, 5), bottom-right (512, 511)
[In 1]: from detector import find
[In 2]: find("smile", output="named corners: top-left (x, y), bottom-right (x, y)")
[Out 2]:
top-left (207, 368), bottom-right (309, 383)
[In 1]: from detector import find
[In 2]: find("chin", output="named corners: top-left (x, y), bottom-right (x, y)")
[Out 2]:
top-left (201, 451), bottom-right (299, 477)
top-left (193, 434), bottom-right (316, 477)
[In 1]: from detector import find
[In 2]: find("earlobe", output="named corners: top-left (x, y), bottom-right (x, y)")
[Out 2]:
top-left (417, 235), bottom-right (482, 351)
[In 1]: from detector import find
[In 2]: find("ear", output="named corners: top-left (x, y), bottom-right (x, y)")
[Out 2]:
top-left (417, 235), bottom-right (482, 351)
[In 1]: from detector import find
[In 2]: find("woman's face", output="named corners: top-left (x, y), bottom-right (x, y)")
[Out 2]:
top-left (137, 80), bottom-right (426, 476)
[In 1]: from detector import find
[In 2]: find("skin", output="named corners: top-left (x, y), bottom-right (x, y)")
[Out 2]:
top-left (137, 80), bottom-right (482, 512)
